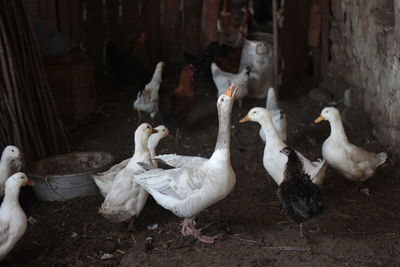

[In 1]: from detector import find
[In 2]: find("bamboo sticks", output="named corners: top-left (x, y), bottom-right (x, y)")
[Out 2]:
top-left (0, 0), bottom-right (69, 162)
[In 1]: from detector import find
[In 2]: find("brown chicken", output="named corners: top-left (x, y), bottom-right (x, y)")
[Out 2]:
top-left (162, 64), bottom-right (197, 138)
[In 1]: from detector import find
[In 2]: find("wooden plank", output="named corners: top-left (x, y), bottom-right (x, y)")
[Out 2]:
top-left (321, 0), bottom-right (330, 80)
top-left (161, 0), bottom-right (180, 62)
top-left (120, 0), bottom-right (140, 53)
top-left (106, 0), bottom-right (122, 50)
top-left (37, 0), bottom-right (57, 29)
top-left (85, 0), bottom-right (104, 75)
top-left (142, 0), bottom-right (161, 65)
top-left (56, 0), bottom-right (82, 42)
top-left (201, 0), bottom-right (220, 48)
top-left (182, 0), bottom-right (202, 54)
top-left (279, 0), bottom-right (311, 90)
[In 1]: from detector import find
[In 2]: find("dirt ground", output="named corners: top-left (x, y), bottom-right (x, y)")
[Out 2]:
top-left (5, 76), bottom-right (400, 267)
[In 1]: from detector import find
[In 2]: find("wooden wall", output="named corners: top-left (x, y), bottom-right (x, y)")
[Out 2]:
top-left (22, 0), bottom-right (219, 75)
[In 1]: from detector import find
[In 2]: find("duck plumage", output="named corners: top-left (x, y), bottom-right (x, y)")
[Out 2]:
top-left (315, 107), bottom-right (387, 182)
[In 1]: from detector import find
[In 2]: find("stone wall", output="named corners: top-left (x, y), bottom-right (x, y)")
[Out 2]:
top-left (326, 0), bottom-right (400, 158)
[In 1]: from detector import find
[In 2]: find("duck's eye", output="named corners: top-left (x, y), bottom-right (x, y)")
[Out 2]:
top-left (253, 111), bottom-right (256, 114)
top-left (221, 99), bottom-right (224, 102)
top-left (20, 176), bottom-right (24, 179)
top-left (147, 126), bottom-right (150, 129)
top-left (11, 149), bottom-right (15, 152)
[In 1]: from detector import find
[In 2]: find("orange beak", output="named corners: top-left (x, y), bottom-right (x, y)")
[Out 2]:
top-left (26, 180), bottom-right (35, 186)
top-left (151, 128), bottom-right (158, 134)
top-left (224, 84), bottom-right (238, 98)
top-left (239, 114), bottom-right (251, 123)
top-left (314, 115), bottom-right (325, 123)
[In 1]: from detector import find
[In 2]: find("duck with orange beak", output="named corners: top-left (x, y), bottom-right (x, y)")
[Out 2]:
top-left (100, 123), bottom-right (158, 222)
top-left (134, 85), bottom-right (238, 243)
top-left (315, 107), bottom-right (387, 189)
top-left (93, 125), bottom-right (170, 197)
top-left (239, 107), bottom-right (327, 186)
top-left (0, 172), bottom-right (34, 260)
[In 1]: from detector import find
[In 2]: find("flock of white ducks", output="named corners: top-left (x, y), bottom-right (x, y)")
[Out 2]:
top-left (0, 82), bottom-right (390, 259)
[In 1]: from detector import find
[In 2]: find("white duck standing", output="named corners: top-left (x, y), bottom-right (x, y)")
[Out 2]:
top-left (259, 87), bottom-right (287, 142)
top-left (315, 107), bottom-right (387, 186)
top-left (0, 146), bottom-right (22, 198)
top-left (92, 125), bottom-right (170, 197)
top-left (99, 123), bottom-right (157, 222)
top-left (240, 107), bottom-right (327, 186)
top-left (134, 85), bottom-right (238, 243)
top-left (133, 61), bottom-right (164, 120)
top-left (0, 172), bottom-right (35, 260)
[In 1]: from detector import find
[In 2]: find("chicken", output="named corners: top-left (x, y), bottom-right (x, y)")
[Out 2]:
top-left (278, 147), bottom-right (324, 236)
top-left (161, 64), bottom-right (196, 138)
top-left (106, 32), bottom-right (150, 86)
top-left (183, 42), bottom-right (242, 81)
top-left (211, 62), bottom-right (250, 108)
top-left (133, 61), bottom-right (165, 121)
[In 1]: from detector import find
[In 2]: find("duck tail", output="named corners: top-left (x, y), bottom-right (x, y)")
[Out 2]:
top-left (376, 152), bottom-right (388, 167)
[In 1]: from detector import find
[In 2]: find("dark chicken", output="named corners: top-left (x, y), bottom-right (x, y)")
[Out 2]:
top-left (162, 64), bottom-right (197, 138)
top-left (278, 147), bottom-right (324, 236)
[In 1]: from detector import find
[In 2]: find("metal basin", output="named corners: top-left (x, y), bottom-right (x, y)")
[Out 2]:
top-left (30, 152), bottom-right (114, 201)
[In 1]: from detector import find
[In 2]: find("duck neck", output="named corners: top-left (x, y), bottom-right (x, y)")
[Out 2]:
top-left (329, 117), bottom-right (348, 143)
top-left (147, 136), bottom-right (161, 159)
top-left (259, 115), bottom-right (285, 148)
top-left (210, 104), bottom-right (232, 164)
top-left (130, 134), bottom-right (150, 164)
top-left (3, 184), bottom-right (21, 208)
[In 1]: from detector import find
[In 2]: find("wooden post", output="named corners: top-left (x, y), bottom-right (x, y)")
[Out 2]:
top-left (272, 0), bottom-right (279, 90)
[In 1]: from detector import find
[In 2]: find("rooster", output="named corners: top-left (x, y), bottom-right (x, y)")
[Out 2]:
top-left (211, 62), bottom-right (250, 108)
top-left (133, 61), bottom-right (164, 121)
top-left (278, 147), bottom-right (325, 236)
top-left (162, 64), bottom-right (196, 138)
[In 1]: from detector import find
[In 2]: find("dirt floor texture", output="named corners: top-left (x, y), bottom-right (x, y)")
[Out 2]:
top-left (4, 77), bottom-right (400, 267)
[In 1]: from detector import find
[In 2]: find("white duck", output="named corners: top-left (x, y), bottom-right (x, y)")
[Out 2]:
top-left (259, 87), bottom-right (287, 142)
top-left (133, 85), bottom-right (238, 243)
top-left (211, 62), bottom-right (250, 108)
top-left (240, 107), bottom-right (327, 186)
top-left (133, 61), bottom-right (164, 120)
top-left (0, 172), bottom-right (34, 260)
top-left (0, 146), bottom-right (22, 198)
top-left (92, 125), bottom-right (170, 197)
top-left (315, 107), bottom-right (387, 185)
top-left (99, 123), bottom-right (156, 222)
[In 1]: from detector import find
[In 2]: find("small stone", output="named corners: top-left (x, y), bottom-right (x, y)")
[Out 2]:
top-left (147, 224), bottom-right (159, 230)
top-left (100, 253), bottom-right (114, 260)
top-left (28, 216), bottom-right (37, 225)
top-left (360, 188), bottom-right (370, 196)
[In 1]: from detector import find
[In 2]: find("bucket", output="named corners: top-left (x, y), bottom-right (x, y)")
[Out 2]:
top-left (239, 32), bottom-right (273, 98)
top-left (30, 152), bottom-right (114, 201)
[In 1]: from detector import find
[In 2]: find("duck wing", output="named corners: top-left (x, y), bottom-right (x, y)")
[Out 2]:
top-left (0, 219), bottom-right (10, 245)
top-left (154, 154), bottom-right (207, 168)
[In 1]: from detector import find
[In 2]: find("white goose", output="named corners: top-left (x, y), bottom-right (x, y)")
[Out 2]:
top-left (133, 85), bottom-right (238, 243)
top-left (0, 172), bottom-right (35, 260)
top-left (92, 125), bottom-right (170, 197)
top-left (315, 107), bottom-right (387, 185)
top-left (240, 107), bottom-right (327, 186)
top-left (99, 123), bottom-right (156, 222)
top-left (0, 146), bottom-right (22, 198)
top-left (259, 87), bottom-right (287, 142)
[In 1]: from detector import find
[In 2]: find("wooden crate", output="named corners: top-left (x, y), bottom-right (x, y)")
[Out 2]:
top-left (44, 50), bottom-right (96, 121)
